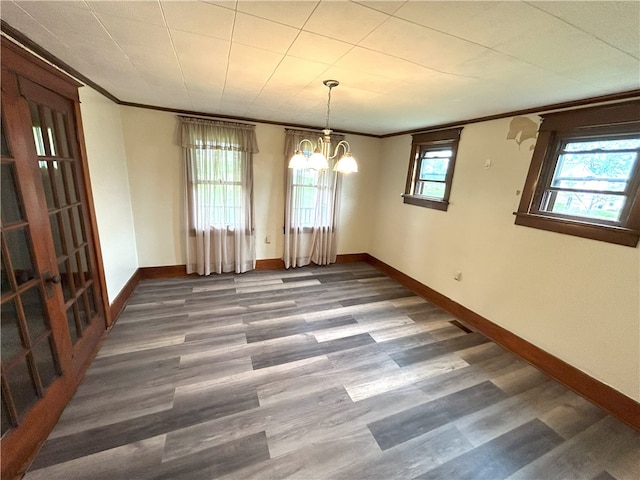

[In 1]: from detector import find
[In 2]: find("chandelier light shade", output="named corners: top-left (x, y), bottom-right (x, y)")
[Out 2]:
top-left (308, 148), bottom-right (329, 170)
top-left (288, 80), bottom-right (359, 174)
top-left (334, 152), bottom-right (358, 173)
top-left (289, 150), bottom-right (308, 169)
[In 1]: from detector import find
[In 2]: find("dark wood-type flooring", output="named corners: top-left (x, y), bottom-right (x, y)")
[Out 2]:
top-left (24, 263), bottom-right (639, 479)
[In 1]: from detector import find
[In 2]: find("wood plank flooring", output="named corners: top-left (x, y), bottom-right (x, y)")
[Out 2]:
top-left (24, 263), bottom-right (639, 479)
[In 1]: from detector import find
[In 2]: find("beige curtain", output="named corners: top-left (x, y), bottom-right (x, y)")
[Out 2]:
top-left (180, 117), bottom-right (258, 275)
top-left (283, 129), bottom-right (342, 268)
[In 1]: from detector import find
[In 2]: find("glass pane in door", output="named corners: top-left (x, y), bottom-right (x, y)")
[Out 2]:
top-left (32, 338), bottom-right (58, 389)
top-left (1, 397), bottom-right (12, 437)
top-left (27, 99), bottom-right (104, 351)
top-left (4, 228), bottom-right (35, 286)
top-left (54, 111), bottom-right (70, 159)
top-left (77, 247), bottom-right (89, 285)
top-left (1, 300), bottom-right (24, 363)
top-left (39, 161), bottom-right (55, 209)
top-left (1, 163), bottom-right (24, 225)
top-left (62, 161), bottom-right (76, 202)
top-left (49, 213), bottom-right (63, 258)
top-left (86, 284), bottom-right (97, 316)
top-left (29, 103), bottom-right (46, 156)
top-left (60, 209), bottom-right (75, 257)
top-left (20, 286), bottom-right (49, 342)
top-left (58, 259), bottom-right (73, 303)
top-left (1, 122), bottom-right (10, 157)
top-left (41, 107), bottom-right (58, 157)
top-left (51, 162), bottom-right (68, 207)
top-left (4, 359), bottom-right (38, 418)
top-left (1, 254), bottom-right (11, 294)
top-left (66, 306), bottom-right (79, 344)
top-left (71, 207), bottom-right (85, 246)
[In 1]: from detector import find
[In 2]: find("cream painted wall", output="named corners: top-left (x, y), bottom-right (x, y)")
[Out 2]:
top-left (371, 117), bottom-right (640, 401)
top-left (78, 87), bottom-right (138, 303)
top-left (120, 107), bottom-right (184, 267)
top-left (253, 123), bottom-right (285, 259)
top-left (336, 134), bottom-right (382, 254)
top-left (119, 106), bottom-right (379, 266)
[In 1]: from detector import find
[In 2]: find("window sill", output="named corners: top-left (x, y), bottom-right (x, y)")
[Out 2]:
top-left (403, 194), bottom-right (449, 211)
top-left (514, 212), bottom-right (639, 247)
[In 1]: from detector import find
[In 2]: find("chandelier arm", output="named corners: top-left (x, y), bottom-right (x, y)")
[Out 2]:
top-left (327, 140), bottom-right (351, 160)
top-left (297, 138), bottom-right (316, 153)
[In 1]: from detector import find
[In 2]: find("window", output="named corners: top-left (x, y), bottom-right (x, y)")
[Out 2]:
top-left (515, 101), bottom-right (640, 247)
top-left (403, 127), bottom-right (462, 211)
top-left (291, 168), bottom-right (324, 228)
top-left (285, 128), bottom-right (342, 231)
top-left (180, 117), bottom-right (258, 274)
top-left (283, 128), bottom-right (341, 268)
top-left (191, 148), bottom-right (243, 229)
top-left (535, 136), bottom-right (638, 222)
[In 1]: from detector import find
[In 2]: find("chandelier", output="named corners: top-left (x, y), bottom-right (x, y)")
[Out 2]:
top-left (288, 80), bottom-right (358, 174)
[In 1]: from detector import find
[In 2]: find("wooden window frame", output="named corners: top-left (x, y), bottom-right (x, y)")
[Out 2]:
top-left (515, 101), bottom-right (640, 247)
top-left (403, 128), bottom-right (462, 211)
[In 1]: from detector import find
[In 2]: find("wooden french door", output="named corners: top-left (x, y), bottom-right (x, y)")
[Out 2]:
top-left (1, 39), bottom-right (108, 479)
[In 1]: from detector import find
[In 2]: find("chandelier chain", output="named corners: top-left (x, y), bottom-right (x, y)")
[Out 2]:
top-left (325, 85), bottom-right (332, 130)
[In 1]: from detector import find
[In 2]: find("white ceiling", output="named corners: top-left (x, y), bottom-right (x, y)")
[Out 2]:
top-left (2, 1), bottom-right (639, 135)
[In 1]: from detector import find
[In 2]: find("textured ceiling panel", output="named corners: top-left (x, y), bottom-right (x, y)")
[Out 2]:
top-left (232, 12), bottom-right (299, 54)
top-left (530, 1), bottom-right (640, 58)
top-left (287, 31), bottom-right (354, 65)
top-left (1, 0), bottom-right (637, 135)
top-left (161, 1), bottom-right (235, 41)
top-left (303, 1), bottom-right (389, 44)
top-left (359, 17), bottom-right (489, 72)
top-left (89, 0), bottom-right (165, 26)
top-left (235, 0), bottom-right (317, 28)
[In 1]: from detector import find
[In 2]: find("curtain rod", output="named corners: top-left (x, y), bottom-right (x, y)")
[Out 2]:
top-left (177, 114), bottom-right (256, 127)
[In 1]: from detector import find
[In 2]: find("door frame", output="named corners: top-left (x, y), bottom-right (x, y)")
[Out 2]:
top-left (1, 36), bottom-right (111, 480)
